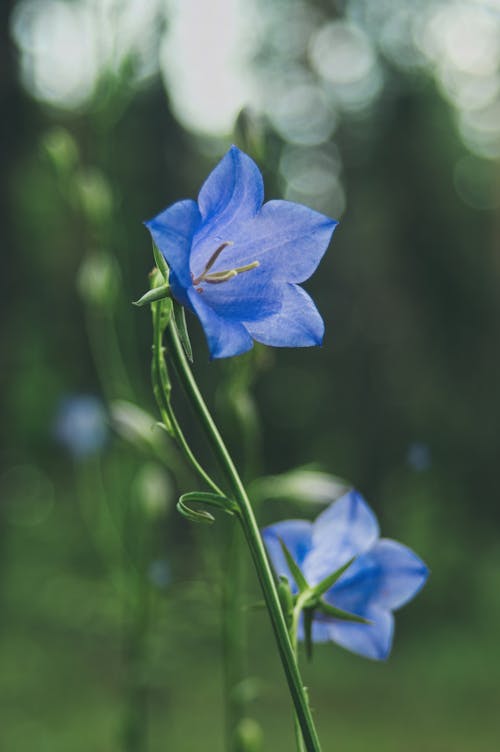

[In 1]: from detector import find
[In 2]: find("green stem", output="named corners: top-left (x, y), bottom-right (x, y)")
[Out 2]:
top-left (152, 300), bottom-right (223, 496)
top-left (165, 322), bottom-right (322, 752)
top-left (289, 593), bottom-right (313, 752)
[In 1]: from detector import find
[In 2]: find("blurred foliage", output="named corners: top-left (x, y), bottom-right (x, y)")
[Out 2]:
top-left (1, 0), bottom-right (500, 749)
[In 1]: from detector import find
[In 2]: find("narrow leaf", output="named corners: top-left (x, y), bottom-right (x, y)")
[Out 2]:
top-left (177, 498), bottom-right (215, 525)
top-left (177, 491), bottom-right (239, 527)
top-left (173, 301), bottom-right (193, 362)
top-left (152, 241), bottom-right (169, 281)
top-left (278, 539), bottom-right (309, 593)
top-left (133, 284), bottom-right (170, 307)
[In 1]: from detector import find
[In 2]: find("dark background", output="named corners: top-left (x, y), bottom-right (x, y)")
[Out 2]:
top-left (2, 0), bottom-right (500, 750)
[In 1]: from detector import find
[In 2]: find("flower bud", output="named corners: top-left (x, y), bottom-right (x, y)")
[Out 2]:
top-left (77, 252), bottom-right (120, 308)
top-left (233, 718), bottom-right (263, 752)
top-left (74, 168), bottom-right (113, 226)
top-left (132, 462), bottom-right (172, 518)
top-left (41, 127), bottom-right (79, 176)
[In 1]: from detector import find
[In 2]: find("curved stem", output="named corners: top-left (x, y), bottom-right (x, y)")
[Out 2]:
top-left (151, 300), bottom-right (223, 496)
top-left (165, 321), bottom-right (322, 752)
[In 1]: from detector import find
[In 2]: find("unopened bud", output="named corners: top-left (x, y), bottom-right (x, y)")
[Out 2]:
top-left (74, 168), bottom-right (113, 226)
top-left (132, 462), bottom-right (172, 518)
top-left (41, 127), bottom-right (79, 175)
top-left (234, 718), bottom-right (263, 752)
top-left (77, 252), bottom-right (120, 308)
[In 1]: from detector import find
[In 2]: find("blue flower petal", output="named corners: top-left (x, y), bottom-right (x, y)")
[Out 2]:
top-left (191, 199), bottom-right (336, 288)
top-left (262, 519), bottom-right (313, 593)
top-left (303, 491), bottom-right (380, 586)
top-left (244, 283), bottom-right (324, 347)
top-left (325, 605), bottom-right (394, 661)
top-left (197, 266), bottom-right (282, 323)
top-left (330, 539), bottom-right (429, 613)
top-left (243, 200), bottom-right (337, 283)
top-left (187, 287), bottom-right (253, 359)
top-left (297, 606), bottom-right (394, 660)
top-left (197, 145), bottom-right (263, 231)
top-left (145, 199), bottom-right (201, 288)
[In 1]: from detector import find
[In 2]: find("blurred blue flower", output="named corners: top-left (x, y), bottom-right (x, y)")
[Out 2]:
top-left (54, 395), bottom-right (108, 459)
top-left (263, 491), bottom-right (428, 660)
top-left (145, 146), bottom-right (338, 359)
top-left (407, 442), bottom-right (432, 472)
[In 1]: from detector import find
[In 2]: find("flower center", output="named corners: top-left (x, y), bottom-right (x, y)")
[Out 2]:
top-left (192, 241), bottom-right (259, 288)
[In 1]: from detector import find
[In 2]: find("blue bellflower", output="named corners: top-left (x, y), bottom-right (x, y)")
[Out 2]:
top-left (263, 491), bottom-right (429, 660)
top-left (145, 146), bottom-right (338, 359)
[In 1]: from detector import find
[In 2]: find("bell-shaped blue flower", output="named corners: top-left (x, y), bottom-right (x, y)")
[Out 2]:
top-left (262, 490), bottom-right (429, 660)
top-left (145, 146), bottom-right (338, 359)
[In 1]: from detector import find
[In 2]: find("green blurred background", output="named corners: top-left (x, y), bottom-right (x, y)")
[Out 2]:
top-left (2, 0), bottom-right (500, 750)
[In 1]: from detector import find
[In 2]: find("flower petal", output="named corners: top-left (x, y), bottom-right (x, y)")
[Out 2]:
top-left (303, 491), bottom-right (380, 586)
top-left (197, 146), bottom-right (263, 229)
top-left (244, 283), bottom-right (324, 347)
top-left (247, 200), bottom-right (337, 282)
top-left (262, 520), bottom-right (313, 593)
top-left (198, 266), bottom-right (282, 322)
top-left (144, 199), bottom-right (201, 288)
top-left (325, 605), bottom-right (394, 660)
top-left (192, 200), bottom-right (337, 286)
top-left (187, 287), bottom-right (253, 359)
top-left (330, 539), bottom-right (429, 613)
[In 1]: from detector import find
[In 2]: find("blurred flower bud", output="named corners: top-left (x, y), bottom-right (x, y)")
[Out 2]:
top-left (41, 127), bottom-right (79, 176)
top-left (53, 395), bottom-right (108, 459)
top-left (77, 252), bottom-right (120, 308)
top-left (110, 400), bottom-right (167, 455)
top-left (233, 107), bottom-right (267, 162)
top-left (251, 468), bottom-right (349, 506)
top-left (234, 718), bottom-right (263, 752)
top-left (132, 462), bottom-right (172, 518)
top-left (74, 167), bottom-right (114, 226)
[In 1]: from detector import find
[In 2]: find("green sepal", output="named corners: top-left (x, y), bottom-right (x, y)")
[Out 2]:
top-left (277, 575), bottom-right (294, 629)
top-left (278, 538), bottom-right (309, 593)
top-left (133, 284), bottom-right (171, 307)
top-left (173, 301), bottom-right (193, 363)
top-left (311, 557), bottom-right (356, 599)
top-left (152, 241), bottom-right (169, 281)
top-left (303, 607), bottom-right (314, 661)
top-left (316, 600), bottom-right (370, 624)
top-left (158, 296), bottom-right (173, 330)
top-left (177, 491), bottom-right (239, 525)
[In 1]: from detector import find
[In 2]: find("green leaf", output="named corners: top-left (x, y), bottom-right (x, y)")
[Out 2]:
top-left (317, 601), bottom-right (370, 624)
top-left (311, 557), bottom-right (356, 599)
top-left (278, 539), bottom-right (309, 593)
top-left (177, 498), bottom-right (215, 525)
top-left (173, 301), bottom-right (193, 362)
top-left (152, 240), bottom-right (169, 281)
top-left (177, 491), bottom-right (239, 525)
top-left (133, 284), bottom-right (170, 307)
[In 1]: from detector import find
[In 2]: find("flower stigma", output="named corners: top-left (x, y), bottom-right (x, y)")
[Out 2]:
top-left (191, 240), bottom-right (260, 289)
